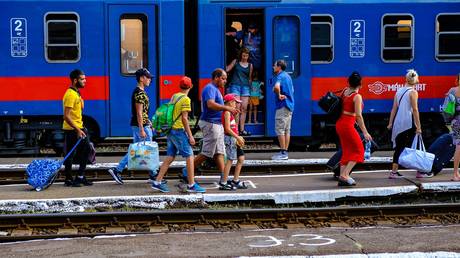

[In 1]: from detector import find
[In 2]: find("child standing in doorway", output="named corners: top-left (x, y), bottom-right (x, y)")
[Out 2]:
top-left (248, 71), bottom-right (263, 124)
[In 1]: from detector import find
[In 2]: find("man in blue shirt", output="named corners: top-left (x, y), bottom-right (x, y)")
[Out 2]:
top-left (272, 60), bottom-right (294, 160)
top-left (181, 68), bottom-right (237, 189)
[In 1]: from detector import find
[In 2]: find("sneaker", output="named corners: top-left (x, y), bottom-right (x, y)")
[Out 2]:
top-left (148, 173), bottom-right (167, 184)
top-left (151, 182), bottom-right (170, 193)
top-left (271, 152), bottom-right (282, 160)
top-left (218, 182), bottom-right (236, 190)
top-left (337, 177), bottom-right (356, 186)
top-left (72, 176), bottom-right (93, 187)
top-left (229, 180), bottom-right (248, 189)
top-left (178, 167), bottom-right (189, 184)
top-left (388, 171), bottom-right (404, 179)
top-left (272, 152), bottom-right (288, 160)
top-left (416, 171), bottom-right (434, 178)
top-left (186, 183), bottom-right (206, 193)
top-left (108, 168), bottom-right (124, 185)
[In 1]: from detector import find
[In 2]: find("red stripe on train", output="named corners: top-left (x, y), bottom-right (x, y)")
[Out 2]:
top-left (0, 76), bottom-right (108, 101)
top-left (312, 76), bottom-right (457, 100)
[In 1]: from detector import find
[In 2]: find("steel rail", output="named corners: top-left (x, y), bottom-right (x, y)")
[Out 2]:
top-left (0, 203), bottom-right (458, 242)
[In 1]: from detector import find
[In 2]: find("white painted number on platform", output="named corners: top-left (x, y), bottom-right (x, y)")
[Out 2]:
top-left (10, 18), bottom-right (28, 57)
top-left (245, 234), bottom-right (336, 248)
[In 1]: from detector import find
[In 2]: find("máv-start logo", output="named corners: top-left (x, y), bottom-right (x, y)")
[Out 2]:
top-left (368, 81), bottom-right (427, 95)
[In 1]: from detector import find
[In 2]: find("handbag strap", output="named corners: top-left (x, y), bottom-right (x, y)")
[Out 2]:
top-left (410, 134), bottom-right (426, 152)
top-left (63, 138), bottom-right (83, 162)
top-left (395, 88), bottom-right (411, 116)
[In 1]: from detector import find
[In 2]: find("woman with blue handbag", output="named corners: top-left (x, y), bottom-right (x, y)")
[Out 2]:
top-left (387, 69), bottom-right (422, 179)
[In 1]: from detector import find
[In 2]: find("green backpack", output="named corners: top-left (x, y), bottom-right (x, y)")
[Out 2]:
top-left (152, 95), bottom-right (185, 136)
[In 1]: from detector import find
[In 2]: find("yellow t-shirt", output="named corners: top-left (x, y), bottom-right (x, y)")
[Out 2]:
top-left (171, 93), bottom-right (191, 129)
top-left (62, 88), bottom-right (84, 130)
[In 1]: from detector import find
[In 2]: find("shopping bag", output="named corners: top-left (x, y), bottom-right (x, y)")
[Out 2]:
top-left (127, 141), bottom-right (160, 172)
top-left (398, 134), bottom-right (435, 173)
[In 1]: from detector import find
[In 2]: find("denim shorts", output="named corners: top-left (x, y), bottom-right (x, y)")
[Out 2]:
top-left (166, 129), bottom-right (193, 158)
top-left (224, 135), bottom-right (244, 160)
top-left (227, 84), bottom-right (251, 97)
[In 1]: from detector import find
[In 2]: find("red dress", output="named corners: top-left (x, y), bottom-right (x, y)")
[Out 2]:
top-left (335, 92), bottom-right (364, 165)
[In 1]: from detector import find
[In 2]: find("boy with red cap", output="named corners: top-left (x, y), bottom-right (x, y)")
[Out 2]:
top-left (220, 94), bottom-right (248, 190)
top-left (151, 76), bottom-right (204, 193)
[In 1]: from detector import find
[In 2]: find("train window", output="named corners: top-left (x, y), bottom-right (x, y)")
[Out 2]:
top-left (381, 14), bottom-right (414, 62)
top-left (120, 14), bottom-right (148, 75)
top-left (45, 13), bottom-right (80, 63)
top-left (273, 16), bottom-right (300, 77)
top-left (436, 14), bottom-right (460, 61)
top-left (311, 15), bottom-right (333, 63)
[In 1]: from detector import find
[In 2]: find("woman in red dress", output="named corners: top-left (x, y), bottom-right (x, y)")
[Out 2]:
top-left (336, 72), bottom-right (372, 186)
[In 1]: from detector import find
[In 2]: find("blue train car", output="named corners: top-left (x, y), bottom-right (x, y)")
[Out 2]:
top-left (196, 0), bottom-right (460, 149)
top-left (0, 0), bottom-right (185, 152)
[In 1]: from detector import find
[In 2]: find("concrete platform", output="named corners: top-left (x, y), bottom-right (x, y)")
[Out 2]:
top-left (0, 169), bottom-right (458, 213)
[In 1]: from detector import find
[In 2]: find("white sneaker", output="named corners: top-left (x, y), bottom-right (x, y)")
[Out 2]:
top-left (272, 152), bottom-right (288, 160)
top-left (271, 152), bottom-right (282, 160)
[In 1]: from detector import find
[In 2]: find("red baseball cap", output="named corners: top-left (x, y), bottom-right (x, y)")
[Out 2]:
top-left (179, 76), bottom-right (193, 89)
top-left (223, 94), bottom-right (242, 103)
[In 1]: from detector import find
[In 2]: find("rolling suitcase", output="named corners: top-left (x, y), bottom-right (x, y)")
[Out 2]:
top-left (427, 133), bottom-right (455, 175)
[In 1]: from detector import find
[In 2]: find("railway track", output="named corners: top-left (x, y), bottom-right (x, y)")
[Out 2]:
top-left (0, 203), bottom-right (458, 242)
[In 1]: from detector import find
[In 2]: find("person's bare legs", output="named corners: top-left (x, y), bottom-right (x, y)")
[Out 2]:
top-left (392, 163), bottom-right (399, 173)
top-left (452, 145), bottom-right (460, 181)
top-left (253, 105), bottom-right (258, 123)
top-left (194, 154), bottom-right (208, 170)
top-left (156, 156), bottom-right (175, 182)
top-left (214, 154), bottom-right (225, 174)
top-left (239, 96), bottom-right (249, 132)
top-left (285, 133), bottom-right (290, 151)
top-left (185, 156), bottom-right (195, 185)
top-left (234, 96), bottom-right (241, 125)
top-left (278, 134), bottom-right (286, 150)
top-left (233, 155), bottom-right (245, 181)
top-left (248, 103), bottom-right (254, 123)
top-left (222, 159), bottom-right (232, 183)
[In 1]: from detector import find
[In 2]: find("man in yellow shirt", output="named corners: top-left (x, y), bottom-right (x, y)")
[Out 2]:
top-left (62, 69), bottom-right (92, 187)
top-left (151, 76), bottom-right (205, 193)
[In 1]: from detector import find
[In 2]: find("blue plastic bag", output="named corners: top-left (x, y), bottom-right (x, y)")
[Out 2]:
top-left (127, 141), bottom-right (160, 172)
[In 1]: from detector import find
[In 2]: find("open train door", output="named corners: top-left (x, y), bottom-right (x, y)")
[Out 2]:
top-left (264, 7), bottom-right (311, 138)
top-left (108, 5), bottom-right (157, 136)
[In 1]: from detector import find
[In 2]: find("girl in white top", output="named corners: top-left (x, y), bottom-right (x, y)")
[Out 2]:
top-left (387, 69), bottom-right (422, 179)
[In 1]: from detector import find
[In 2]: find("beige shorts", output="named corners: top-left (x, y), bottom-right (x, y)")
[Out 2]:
top-left (199, 120), bottom-right (225, 158)
top-left (275, 107), bottom-right (292, 136)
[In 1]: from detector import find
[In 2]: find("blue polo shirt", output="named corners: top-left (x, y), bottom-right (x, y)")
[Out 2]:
top-left (200, 82), bottom-right (224, 124)
top-left (273, 71), bottom-right (295, 112)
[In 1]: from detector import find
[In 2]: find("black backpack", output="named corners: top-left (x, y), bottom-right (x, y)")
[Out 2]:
top-left (318, 90), bottom-right (343, 121)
